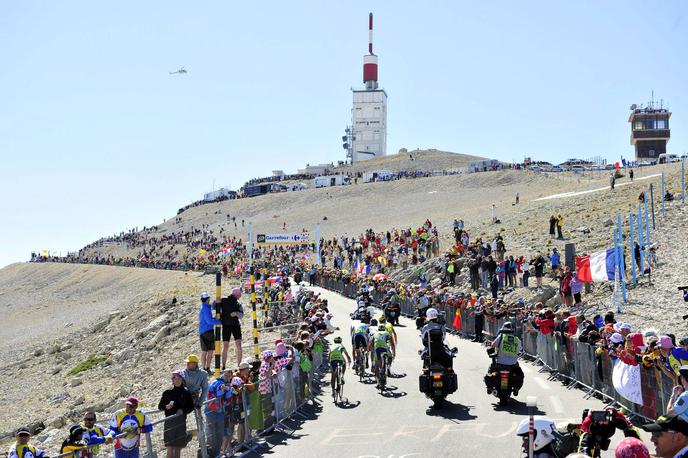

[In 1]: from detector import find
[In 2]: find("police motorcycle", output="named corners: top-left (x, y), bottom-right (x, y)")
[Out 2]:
top-left (484, 322), bottom-right (524, 406)
top-left (418, 308), bottom-right (458, 408)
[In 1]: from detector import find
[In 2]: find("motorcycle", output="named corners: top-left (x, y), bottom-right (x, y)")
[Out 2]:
top-left (418, 329), bottom-right (458, 408)
top-left (485, 348), bottom-right (515, 405)
top-left (384, 303), bottom-right (401, 326)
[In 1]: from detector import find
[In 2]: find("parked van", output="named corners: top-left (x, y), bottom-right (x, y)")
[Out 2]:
top-left (658, 153), bottom-right (680, 164)
top-left (313, 175), bottom-right (351, 188)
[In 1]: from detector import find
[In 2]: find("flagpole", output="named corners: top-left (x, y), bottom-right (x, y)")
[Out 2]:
top-left (661, 172), bottom-right (666, 217)
top-left (613, 228), bottom-right (622, 313)
top-left (637, 206), bottom-right (644, 275)
top-left (628, 211), bottom-right (636, 287)
top-left (616, 213), bottom-right (627, 303)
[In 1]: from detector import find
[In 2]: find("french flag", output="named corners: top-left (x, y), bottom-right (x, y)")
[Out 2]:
top-left (576, 249), bottom-right (617, 283)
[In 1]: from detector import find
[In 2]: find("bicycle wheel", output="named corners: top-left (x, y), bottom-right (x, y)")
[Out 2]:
top-left (337, 366), bottom-right (344, 402)
top-left (379, 356), bottom-right (387, 392)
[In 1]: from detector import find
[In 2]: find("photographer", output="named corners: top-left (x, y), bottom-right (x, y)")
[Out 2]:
top-left (578, 407), bottom-right (639, 457)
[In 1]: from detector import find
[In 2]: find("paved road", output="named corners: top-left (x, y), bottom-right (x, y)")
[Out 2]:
top-left (252, 286), bottom-right (644, 458)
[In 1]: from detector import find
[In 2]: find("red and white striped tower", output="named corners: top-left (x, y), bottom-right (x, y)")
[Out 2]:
top-left (363, 12), bottom-right (378, 89)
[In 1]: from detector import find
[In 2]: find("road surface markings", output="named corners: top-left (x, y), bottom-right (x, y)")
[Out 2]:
top-left (534, 173), bottom-right (661, 201)
top-left (549, 395), bottom-right (565, 414)
top-left (532, 376), bottom-right (552, 390)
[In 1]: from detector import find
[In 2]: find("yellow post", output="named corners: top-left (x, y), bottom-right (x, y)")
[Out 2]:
top-left (263, 269), bottom-right (270, 325)
top-left (213, 272), bottom-right (222, 376)
top-left (251, 274), bottom-right (260, 360)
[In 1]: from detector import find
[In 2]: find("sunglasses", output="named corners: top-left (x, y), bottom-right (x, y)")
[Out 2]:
top-left (84, 418), bottom-right (96, 421)
top-left (652, 430), bottom-right (678, 438)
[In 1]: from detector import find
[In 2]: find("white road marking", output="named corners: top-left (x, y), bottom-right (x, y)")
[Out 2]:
top-left (534, 173), bottom-right (661, 201)
top-left (549, 395), bottom-right (565, 414)
top-left (532, 376), bottom-right (552, 390)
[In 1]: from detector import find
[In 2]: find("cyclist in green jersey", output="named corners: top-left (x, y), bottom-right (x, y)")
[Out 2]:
top-left (329, 336), bottom-right (352, 389)
top-left (378, 315), bottom-right (397, 375)
top-left (368, 324), bottom-right (394, 386)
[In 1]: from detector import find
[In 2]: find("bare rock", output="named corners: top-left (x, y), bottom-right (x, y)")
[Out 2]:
top-left (45, 415), bottom-right (65, 429)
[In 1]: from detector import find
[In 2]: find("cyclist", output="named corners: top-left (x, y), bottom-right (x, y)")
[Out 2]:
top-left (329, 336), bottom-right (352, 390)
top-left (378, 315), bottom-right (397, 375)
top-left (368, 323), bottom-right (395, 388)
top-left (351, 318), bottom-right (371, 371)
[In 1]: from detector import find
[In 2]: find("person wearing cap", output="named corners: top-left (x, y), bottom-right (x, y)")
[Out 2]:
top-left (158, 371), bottom-right (195, 458)
top-left (642, 413), bottom-right (688, 457)
top-left (204, 370), bottom-right (234, 458)
top-left (667, 366), bottom-right (688, 422)
top-left (198, 292), bottom-right (221, 373)
top-left (658, 336), bottom-right (688, 381)
top-left (180, 354), bottom-right (209, 407)
top-left (109, 397), bottom-right (153, 458)
top-left (219, 288), bottom-right (244, 370)
top-left (60, 425), bottom-right (88, 456)
top-left (9, 429), bottom-right (46, 458)
top-left (81, 412), bottom-right (115, 456)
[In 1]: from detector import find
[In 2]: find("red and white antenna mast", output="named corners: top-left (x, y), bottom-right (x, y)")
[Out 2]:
top-left (363, 12), bottom-right (378, 89)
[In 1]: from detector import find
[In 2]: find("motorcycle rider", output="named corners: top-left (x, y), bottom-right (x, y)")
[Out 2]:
top-left (420, 308), bottom-right (455, 370)
top-left (382, 289), bottom-right (402, 325)
top-left (489, 322), bottom-right (524, 396)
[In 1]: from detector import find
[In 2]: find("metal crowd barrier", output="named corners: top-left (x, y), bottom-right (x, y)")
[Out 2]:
top-left (313, 275), bottom-right (677, 421)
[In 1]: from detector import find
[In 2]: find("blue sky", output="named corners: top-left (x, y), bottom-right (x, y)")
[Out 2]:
top-left (1, 1), bottom-right (686, 267)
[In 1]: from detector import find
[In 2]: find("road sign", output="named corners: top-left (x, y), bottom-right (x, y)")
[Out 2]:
top-left (256, 233), bottom-right (311, 245)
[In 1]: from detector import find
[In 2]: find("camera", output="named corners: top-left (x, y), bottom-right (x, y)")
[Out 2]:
top-left (590, 410), bottom-right (612, 424)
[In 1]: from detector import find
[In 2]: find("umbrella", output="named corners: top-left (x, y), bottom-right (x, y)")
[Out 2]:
top-left (373, 273), bottom-right (387, 282)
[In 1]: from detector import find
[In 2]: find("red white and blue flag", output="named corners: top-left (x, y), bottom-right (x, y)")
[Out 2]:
top-left (576, 249), bottom-right (617, 283)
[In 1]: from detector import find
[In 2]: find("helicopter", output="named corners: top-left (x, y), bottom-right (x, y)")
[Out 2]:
top-left (169, 66), bottom-right (187, 75)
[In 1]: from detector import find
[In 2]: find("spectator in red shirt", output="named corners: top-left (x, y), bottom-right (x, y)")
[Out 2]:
top-left (536, 309), bottom-right (556, 335)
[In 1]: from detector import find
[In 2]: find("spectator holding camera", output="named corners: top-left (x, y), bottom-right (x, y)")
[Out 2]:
top-left (578, 408), bottom-right (639, 456)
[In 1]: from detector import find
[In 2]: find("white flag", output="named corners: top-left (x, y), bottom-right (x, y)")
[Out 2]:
top-left (612, 359), bottom-right (643, 405)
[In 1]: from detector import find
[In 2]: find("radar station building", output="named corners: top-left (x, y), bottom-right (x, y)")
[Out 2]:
top-left (628, 101), bottom-right (671, 162)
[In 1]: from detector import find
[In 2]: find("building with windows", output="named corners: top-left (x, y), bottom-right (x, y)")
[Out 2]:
top-left (628, 102), bottom-right (671, 161)
top-left (349, 13), bottom-right (387, 163)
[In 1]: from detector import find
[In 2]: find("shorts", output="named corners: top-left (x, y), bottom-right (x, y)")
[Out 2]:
top-left (200, 331), bottom-right (215, 352)
top-left (353, 334), bottom-right (368, 349)
top-left (222, 325), bottom-right (242, 342)
top-left (374, 347), bottom-right (388, 362)
top-left (330, 360), bottom-right (345, 371)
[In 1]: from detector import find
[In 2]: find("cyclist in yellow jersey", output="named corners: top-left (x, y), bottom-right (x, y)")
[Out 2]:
top-left (329, 336), bottom-right (351, 389)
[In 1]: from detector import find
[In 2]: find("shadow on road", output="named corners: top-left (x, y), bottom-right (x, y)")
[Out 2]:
top-left (335, 399), bottom-right (361, 409)
top-left (388, 372), bottom-right (407, 379)
top-left (492, 398), bottom-right (546, 415)
top-left (425, 402), bottom-right (478, 421)
top-left (380, 387), bottom-right (408, 398)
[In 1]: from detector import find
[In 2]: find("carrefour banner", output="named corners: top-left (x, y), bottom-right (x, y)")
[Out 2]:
top-left (257, 233), bottom-right (310, 245)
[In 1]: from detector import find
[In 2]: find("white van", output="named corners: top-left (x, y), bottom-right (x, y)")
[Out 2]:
top-left (658, 153), bottom-right (680, 164)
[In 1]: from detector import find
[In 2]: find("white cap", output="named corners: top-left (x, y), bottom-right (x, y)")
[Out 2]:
top-left (200, 292), bottom-right (210, 299)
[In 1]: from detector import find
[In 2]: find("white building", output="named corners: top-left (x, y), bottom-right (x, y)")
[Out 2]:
top-left (350, 13), bottom-right (387, 163)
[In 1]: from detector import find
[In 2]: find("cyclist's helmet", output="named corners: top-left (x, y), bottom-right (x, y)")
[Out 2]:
top-left (500, 322), bottom-right (514, 333)
top-left (379, 315), bottom-right (386, 323)
top-left (333, 336), bottom-right (343, 343)
top-left (426, 308), bottom-right (439, 320)
top-left (378, 324), bottom-right (386, 331)
top-left (370, 319), bottom-right (378, 327)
